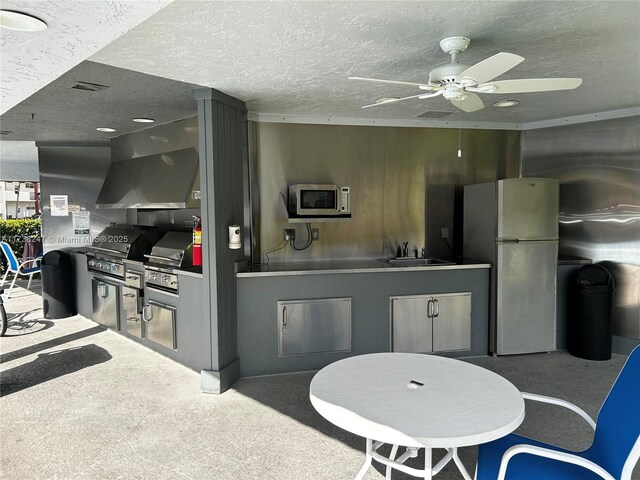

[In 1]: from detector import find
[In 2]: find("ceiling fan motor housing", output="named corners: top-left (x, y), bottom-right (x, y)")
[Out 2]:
top-left (428, 63), bottom-right (468, 86)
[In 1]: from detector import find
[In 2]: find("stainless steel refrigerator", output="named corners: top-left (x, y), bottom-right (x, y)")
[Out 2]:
top-left (463, 178), bottom-right (559, 355)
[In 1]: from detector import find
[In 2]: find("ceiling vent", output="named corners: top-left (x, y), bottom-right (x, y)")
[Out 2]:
top-left (67, 81), bottom-right (109, 92)
top-left (416, 111), bottom-right (453, 119)
top-left (0, 130), bottom-right (13, 135)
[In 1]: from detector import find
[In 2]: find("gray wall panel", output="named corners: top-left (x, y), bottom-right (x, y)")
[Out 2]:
top-left (522, 116), bottom-right (640, 344)
top-left (196, 89), bottom-right (247, 380)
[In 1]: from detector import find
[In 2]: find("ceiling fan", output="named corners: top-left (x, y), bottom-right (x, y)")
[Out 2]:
top-left (349, 36), bottom-right (582, 112)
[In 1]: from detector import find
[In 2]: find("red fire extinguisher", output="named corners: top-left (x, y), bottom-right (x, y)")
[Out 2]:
top-left (193, 216), bottom-right (202, 267)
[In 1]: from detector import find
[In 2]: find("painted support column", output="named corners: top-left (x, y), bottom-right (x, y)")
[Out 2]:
top-left (194, 88), bottom-right (248, 394)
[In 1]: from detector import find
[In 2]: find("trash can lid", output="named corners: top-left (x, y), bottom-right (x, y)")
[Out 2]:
top-left (577, 264), bottom-right (615, 288)
top-left (41, 250), bottom-right (72, 266)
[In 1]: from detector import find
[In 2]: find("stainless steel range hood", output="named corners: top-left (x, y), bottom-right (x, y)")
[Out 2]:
top-left (96, 147), bottom-right (200, 209)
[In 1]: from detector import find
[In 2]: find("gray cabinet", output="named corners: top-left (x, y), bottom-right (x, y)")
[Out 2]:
top-left (391, 292), bottom-right (471, 353)
top-left (277, 298), bottom-right (351, 357)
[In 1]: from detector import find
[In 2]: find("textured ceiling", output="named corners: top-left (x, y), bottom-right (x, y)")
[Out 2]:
top-left (88, 0), bottom-right (640, 124)
top-left (0, 0), bottom-right (172, 115)
top-left (0, 61), bottom-right (200, 141)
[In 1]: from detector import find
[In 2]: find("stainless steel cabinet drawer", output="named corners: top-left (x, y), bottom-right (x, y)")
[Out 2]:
top-left (122, 286), bottom-right (142, 313)
top-left (143, 301), bottom-right (177, 350)
top-left (278, 298), bottom-right (351, 357)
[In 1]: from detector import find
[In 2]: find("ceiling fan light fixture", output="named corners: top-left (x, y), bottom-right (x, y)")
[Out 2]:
top-left (476, 84), bottom-right (497, 93)
top-left (457, 77), bottom-right (476, 87)
top-left (375, 97), bottom-right (399, 104)
top-left (493, 99), bottom-right (519, 108)
top-left (0, 10), bottom-right (47, 31)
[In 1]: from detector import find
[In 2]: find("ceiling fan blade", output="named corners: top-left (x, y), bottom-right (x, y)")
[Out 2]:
top-left (349, 76), bottom-right (428, 88)
top-left (456, 52), bottom-right (524, 85)
top-left (361, 94), bottom-right (427, 109)
top-left (481, 78), bottom-right (583, 93)
top-left (450, 92), bottom-right (484, 112)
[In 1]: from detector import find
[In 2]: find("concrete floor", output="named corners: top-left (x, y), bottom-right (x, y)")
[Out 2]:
top-left (1, 280), bottom-right (637, 479)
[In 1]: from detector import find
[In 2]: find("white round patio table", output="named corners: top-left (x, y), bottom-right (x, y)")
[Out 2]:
top-left (309, 353), bottom-right (524, 480)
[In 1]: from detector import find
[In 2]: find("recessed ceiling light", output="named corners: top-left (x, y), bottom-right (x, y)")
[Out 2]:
top-left (96, 127), bottom-right (117, 133)
top-left (132, 118), bottom-right (156, 123)
top-left (493, 100), bottom-right (519, 108)
top-left (0, 10), bottom-right (48, 32)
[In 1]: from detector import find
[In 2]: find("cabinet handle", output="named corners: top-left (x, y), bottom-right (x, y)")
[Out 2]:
top-left (433, 299), bottom-right (440, 318)
top-left (282, 305), bottom-right (287, 331)
top-left (142, 306), bottom-right (153, 322)
top-left (98, 283), bottom-right (108, 298)
top-left (427, 299), bottom-right (433, 318)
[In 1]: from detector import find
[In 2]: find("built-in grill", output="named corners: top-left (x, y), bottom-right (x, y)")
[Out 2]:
top-left (143, 231), bottom-right (193, 292)
top-left (86, 224), bottom-right (161, 279)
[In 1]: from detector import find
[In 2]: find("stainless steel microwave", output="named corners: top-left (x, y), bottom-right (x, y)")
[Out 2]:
top-left (288, 184), bottom-right (350, 217)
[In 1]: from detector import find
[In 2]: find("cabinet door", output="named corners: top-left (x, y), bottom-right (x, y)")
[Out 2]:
top-left (278, 298), bottom-right (351, 357)
top-left (91, 278), bottom-right (119, 330)
top-left (144, 301), bottom-right (177, 350)
top-left (391, 296), bottom-right (432, 353)
top-left (432, 293), bottom-right (471, 352)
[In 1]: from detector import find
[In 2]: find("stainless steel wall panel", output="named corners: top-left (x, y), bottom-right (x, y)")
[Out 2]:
top-left (522, 116), bottom-right (640, 340)
top-left (251, 122), bottom-right (520, 262)
top-left (37, 144), bottom-right (126, 251)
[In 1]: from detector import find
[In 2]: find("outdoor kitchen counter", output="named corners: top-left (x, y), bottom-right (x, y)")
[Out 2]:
top-left (237, 260), bottom-right (490, 376)
top-left (237, 259), bottom-right (490, 277)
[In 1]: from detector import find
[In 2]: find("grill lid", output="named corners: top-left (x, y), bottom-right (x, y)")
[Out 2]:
top-left (89, 224), bottom-right (160, 260)
top-left (144, 231), bottom-right (193, 269)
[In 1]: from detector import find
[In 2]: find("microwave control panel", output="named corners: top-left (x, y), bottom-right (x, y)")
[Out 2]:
top-left (340, 187), bottom-right (350, 213)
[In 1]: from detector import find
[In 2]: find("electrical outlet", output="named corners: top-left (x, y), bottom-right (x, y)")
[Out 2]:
top-left (284, 229), bottom-right (295, 241)
top-left (440, 227), bottom-right (449, 239)
top-left (311, 228), bottom-right (320, 241)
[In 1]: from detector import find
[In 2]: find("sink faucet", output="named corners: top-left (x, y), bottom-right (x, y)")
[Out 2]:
top-left (421, 248), bottom-right (426, 259)
top-left (402, 242), bottom-right (409, 257)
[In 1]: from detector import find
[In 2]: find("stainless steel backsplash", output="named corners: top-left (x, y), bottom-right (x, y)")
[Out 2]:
top-left (250, 122), bottom-right (520, 263)
top-left (522, 116), bottom-right (640, 339)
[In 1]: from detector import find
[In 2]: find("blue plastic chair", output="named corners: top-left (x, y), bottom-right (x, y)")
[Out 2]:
top-left (476, 346), bottom-right (640, 480)
top-left (0, 242), bottom-right (41, 298)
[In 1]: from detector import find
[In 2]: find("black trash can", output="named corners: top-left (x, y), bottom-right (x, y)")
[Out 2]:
top-left (41, 250), bottom-right (76, 319)
top-left (569, 264), bottom-right (615, 361)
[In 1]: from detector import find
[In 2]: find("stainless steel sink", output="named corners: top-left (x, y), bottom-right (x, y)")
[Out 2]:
top-left (382, 257), bottom-right (455, 267)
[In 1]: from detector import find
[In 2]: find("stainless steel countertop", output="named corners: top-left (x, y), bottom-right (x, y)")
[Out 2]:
top-left (237, 259), bottom-right (491, 278)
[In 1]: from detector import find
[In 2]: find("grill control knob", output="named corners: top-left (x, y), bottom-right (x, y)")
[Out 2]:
top-left (162, 275), bottom-right (170, 283)
top-left (150, 273), bottom-right (157, 280)
top-left (111, 264), bottom-right (118, 272)
top-left (97, 262), bottom-right (103, 268)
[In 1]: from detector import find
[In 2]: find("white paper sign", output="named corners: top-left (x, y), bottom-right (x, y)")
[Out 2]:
top-left (72, 211), bottom-right (90, 235)
top-left (50, 195), bottom-right (69, 216)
